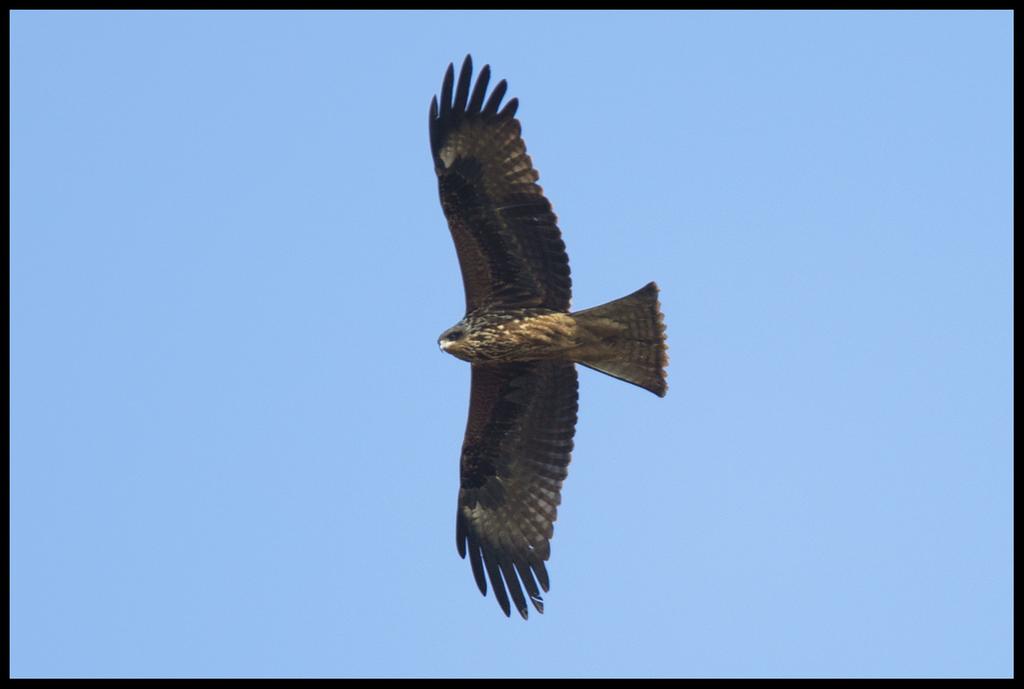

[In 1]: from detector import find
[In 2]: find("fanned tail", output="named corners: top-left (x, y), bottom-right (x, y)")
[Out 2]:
top-left (571, 282), bottom-right (668, 397)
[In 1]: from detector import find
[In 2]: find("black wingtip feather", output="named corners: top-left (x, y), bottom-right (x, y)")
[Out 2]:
top-left (439, 63), bottom-right (454, 117)
top-left (500, 559), bottom-right (530, 620)
top-left (467, 64), bottom-right (490, 114)
top-left (514, 560), bottom-right (543, 608)
top-left (484, 553), bottom-right (512, 617)
top-left (499, 97), bottom-right (519, 119)
top-left (454, 56), bottom-right (472, 113)
top-left (469, 539), bottom-right (488, 597)
top-left (456, 509), bottom-right (467, 558)
top-left (428, 96), bottom-right (439, 153)
top-left (535, 560), bottom-right (550, 592)
top-left (482, 79), bottom-right (507, 116)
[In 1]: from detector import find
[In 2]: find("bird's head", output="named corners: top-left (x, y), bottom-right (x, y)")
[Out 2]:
top-left (438, 322), bottom-right (472, 361)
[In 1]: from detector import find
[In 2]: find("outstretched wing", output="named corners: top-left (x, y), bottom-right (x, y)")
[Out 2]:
top-left (456, 361), bottom-right (578, 619)
top-left (430, 55), bottom-right (572, 314)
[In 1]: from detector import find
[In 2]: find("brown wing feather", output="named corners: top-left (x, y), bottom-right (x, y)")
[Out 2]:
top-left (430, 55), bottom-right (572, 314)
top-left (456, 361), bottom-right (578, 618)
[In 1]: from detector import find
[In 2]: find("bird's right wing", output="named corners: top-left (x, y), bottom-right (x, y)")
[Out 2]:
top-left (456, 361), bottom-right (578, 619)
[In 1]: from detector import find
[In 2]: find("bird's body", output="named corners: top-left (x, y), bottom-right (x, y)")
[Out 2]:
top-left (430, 56), bottom-right (668, 619)
top-left (440, 308), bottom-right (576, 363)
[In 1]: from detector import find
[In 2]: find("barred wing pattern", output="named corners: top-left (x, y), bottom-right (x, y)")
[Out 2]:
top-left (456, 361), bottom-right (579, 618)
top-left (430, 56), bottom-right (572, 314)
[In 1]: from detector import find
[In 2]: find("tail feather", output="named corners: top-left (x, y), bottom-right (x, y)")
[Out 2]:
top-left (571, 282), bottom-right (668, 397)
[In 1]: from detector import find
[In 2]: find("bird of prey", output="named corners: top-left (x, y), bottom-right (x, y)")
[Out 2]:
top-left (430, 55), bottom-right (668, 619)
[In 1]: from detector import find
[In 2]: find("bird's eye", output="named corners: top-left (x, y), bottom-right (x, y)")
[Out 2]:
top-left (447, 330), bottom-right (463, 342)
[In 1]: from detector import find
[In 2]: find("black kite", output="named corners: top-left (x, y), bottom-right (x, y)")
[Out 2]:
top-left (430, 55), bottom-right (668, 619)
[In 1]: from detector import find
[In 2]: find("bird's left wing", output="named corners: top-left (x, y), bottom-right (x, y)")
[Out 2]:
top-left (456, 361), bottom-right (578, 619)
top-left (430, 56), bottom-right (572, 315)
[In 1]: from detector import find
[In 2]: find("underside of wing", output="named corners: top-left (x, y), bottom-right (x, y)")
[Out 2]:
top-left (456, 361), bottom-right (579, 619)
top-left (430, 55), bottom-right (572, 314)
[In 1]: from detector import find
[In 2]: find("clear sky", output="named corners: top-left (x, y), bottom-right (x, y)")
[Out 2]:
top-left (10, 10), bottom-right (1012, 679)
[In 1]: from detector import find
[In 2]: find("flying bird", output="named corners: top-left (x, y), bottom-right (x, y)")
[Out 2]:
top-left (430, 55), bottom-right (668, 619)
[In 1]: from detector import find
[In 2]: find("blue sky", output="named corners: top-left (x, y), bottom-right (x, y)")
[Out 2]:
top-left (10, 10), bottom-right (1012, 678)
